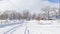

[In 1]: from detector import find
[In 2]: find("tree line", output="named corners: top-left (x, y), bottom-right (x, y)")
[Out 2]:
top-left (0, 6), bottom-right (60, 20)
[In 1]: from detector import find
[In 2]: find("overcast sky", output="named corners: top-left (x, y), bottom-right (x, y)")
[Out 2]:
top-left (0, 0), bottom-right (60, 13)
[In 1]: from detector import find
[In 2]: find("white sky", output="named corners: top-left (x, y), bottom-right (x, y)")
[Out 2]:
top-left (0, 0), bottom-right (59, 13)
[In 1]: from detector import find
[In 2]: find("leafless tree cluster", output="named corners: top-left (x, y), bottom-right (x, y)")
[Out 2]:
top-left (0, 6), bottom-right (59, 20)
top-left (41, 6), bottom-right (60, 20)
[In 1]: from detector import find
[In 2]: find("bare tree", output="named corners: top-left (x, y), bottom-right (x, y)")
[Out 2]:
top-left (31, 13), bottom-right (37, 19)
top-left (41, 6), bottom-right (59, 20)
top-left (51, 7), bottom-right (59, 19)
top-left (41, 6), bottom-right (51, 20)
top-left (36, 14), bottom-right (41, 20)
top-left (22, 10), bottom-right (31, 20)
top-left (58, 8), bottom-right (60, 16)
top-left (0, 13), bottom-right (8, 20)
top-left (57, 8), bottom-right (60, 19)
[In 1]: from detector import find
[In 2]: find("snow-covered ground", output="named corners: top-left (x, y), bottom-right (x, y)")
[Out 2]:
top-left (0, 20), bottom-right (60, 34)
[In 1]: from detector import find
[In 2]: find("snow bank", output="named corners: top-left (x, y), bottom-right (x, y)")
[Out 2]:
top-left (38, 20), bottom-right (60, 25)
top-left (0, 20), bottom-right (60, 25)
top-left (24, 20), bottom-right (60, 25)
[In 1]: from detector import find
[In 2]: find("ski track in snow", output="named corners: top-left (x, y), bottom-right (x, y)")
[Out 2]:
top-left (3, 22), bottom-right (27, 34)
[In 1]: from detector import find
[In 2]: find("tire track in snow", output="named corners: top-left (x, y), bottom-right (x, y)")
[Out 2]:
top-left (3, 24), bottom-right (22, 34)
top-left (24, 26), bottom-right (27, 34)
top-left (3, 22), bottom-right (27, 34)
top-left (10, 23), bottom-right (26, 34)
top-left (10, 24), bottom-right (23, 34)
top-left (24, 23), bottom-right (30, 34)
